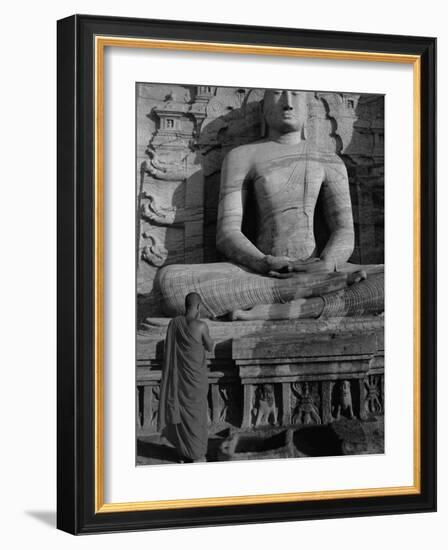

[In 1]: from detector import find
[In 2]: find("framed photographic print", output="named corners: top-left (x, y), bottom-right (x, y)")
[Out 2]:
top-left (57, 14), bottom-right (436, 534)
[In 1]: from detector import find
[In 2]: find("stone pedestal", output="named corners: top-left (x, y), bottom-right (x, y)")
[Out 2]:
top-left (137, 316), bottom-right (384, 436)
top-left (234, 332), bottom-right (379, 429)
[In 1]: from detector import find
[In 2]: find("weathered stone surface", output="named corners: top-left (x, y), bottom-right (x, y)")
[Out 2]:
top-left (137, 84), bottom-right (207, 318)
top-left (136, 317), bottom-right (384, 437)
top-left (233, 332), bottom-right (377, 360)
top-left (216, 417), bottom-right (384, 462)
top-left (233, 330), bottom-right (381, 429)
top-left (218, 428), bottom-right (294, 461)
top-left (154, 89), bottom-right (383, 319)
top-left (137, 315), bottom-right (384, 361)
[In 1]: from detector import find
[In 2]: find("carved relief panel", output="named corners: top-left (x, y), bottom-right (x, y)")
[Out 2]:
top-left (291, 382), bottom-right (322, 426)
top-left (252, 384), bottom-right (278, 427)
top-left (137, 84), bottom-right (209, 318)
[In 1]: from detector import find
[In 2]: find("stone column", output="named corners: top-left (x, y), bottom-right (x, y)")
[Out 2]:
top-left (321, 381), bottom-right (333, 424)
top-left (241, 384), bottom-right (254, 428)
top-left (281, 383), bottom-right (292, 426)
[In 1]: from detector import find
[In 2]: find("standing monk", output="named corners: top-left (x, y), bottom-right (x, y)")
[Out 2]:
top-left (158, 292), bottom-right (214, 463)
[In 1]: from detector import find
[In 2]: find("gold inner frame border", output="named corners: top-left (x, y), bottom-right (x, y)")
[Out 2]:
top-left (94, 35), bottom-right (421, 513)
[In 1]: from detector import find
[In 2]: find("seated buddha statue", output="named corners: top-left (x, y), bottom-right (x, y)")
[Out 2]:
top-left (156, 89), bottom-right (384, 320)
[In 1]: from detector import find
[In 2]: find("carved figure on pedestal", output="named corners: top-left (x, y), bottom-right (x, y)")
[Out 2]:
top-left (292, 382), bottom-right (321, 425)
top-left (333, 380), bottom-right (355, 420)
top-left (253, 384), bottom-right (278, 427)
top-left (364, 375), bottom-right (383, 415)
top-left (157, 89), bottom-right (384, 320)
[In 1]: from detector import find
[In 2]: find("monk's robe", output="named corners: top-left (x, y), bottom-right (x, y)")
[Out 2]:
top-left (158, 316), bottom-right (208, 461)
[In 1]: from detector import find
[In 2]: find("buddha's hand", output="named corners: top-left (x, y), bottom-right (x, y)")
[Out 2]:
top-left (291, 258), bottom-right (334, 274)
top-left (263, 255), bottom-right (293, 278)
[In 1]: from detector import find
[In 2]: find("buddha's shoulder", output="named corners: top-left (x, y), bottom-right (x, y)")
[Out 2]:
top-left (224, 140), bottom-right (266, 161)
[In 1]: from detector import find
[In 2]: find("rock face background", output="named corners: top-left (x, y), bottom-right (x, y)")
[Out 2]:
top-left (136, 84), bottom-right (384, 321)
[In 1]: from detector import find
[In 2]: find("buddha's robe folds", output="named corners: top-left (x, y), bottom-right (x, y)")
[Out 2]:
top-left (158, 316), bottom-right (208, 461)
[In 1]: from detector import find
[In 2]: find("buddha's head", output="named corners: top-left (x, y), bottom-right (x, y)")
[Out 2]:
top-left (262, 89), bottom-right (308, 136)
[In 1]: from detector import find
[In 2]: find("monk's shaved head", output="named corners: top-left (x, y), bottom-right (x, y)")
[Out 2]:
top-left (185, 292), bottom-right (202, 312)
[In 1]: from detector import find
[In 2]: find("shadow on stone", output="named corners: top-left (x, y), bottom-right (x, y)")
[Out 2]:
top-left (293, 425), bottom-right (343, 457)
top-left (137, 438), bottom-right (179, 463)
top-left (218, 427), bottom-right (293, 461)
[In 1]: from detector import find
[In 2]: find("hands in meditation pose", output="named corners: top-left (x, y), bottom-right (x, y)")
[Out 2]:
top-left (157, 89), bottom-right (384, 320)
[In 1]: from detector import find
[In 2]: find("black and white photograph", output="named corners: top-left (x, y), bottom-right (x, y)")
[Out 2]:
top-left (136, 83), bottom-right (385, 465)
top-left (0, 0), bottom-right (442, 544)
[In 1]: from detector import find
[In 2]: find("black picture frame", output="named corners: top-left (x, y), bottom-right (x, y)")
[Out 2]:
top-left (57, 14), bottom-right (436, 534)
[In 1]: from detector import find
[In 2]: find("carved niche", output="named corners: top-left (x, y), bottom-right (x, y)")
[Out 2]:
top-left (252, 384), bottom-right (278, 427)
top-left (332, 380), bottom-right (356, 420)
top-left (291, 382), bottom-right (322, 426)
top-left (364, 374), bottom-right (384, 415)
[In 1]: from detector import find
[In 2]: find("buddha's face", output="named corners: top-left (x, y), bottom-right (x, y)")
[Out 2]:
top-left (263, 89), bottom-right (307, 134)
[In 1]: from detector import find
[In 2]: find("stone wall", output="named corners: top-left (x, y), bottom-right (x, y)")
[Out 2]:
top-left (136, 84), bottom-right (384, 321)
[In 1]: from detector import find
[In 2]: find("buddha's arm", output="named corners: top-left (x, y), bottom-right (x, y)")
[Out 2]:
top-left (216, 148), bottom-right (268, 273)
top-left (320, 157), bottom-right (355, 267)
